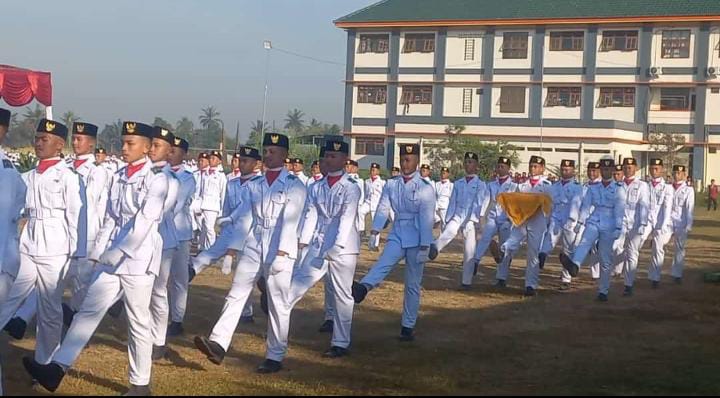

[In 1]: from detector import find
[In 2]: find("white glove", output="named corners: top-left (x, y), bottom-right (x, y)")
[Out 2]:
top-left (416, 247), bottom-right (431, 264)
top-left (612, 228), bottom-right (622, 241)
top-left (221, 255), bottom-right (233, 275)
top-left (269, 255), bottom-right (294, 276)
top-left (217, 217), bottom-right (232, 227)
top-left (574, 223), bottom-right (583, 234)
top-left (99, 248), bottom-right (125, 267)
top-left (564, 221), bottom-right (575, 232)
top-left (368, 233), bottom-right (379, 251)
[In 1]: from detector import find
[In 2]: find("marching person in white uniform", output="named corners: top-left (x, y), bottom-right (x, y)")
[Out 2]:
top-left (420, 163), bottom-right (433, 184)
top-left (577, 161), bottom-right (603, 280)
top-left (198, 150), bottom-right (227, 251)
top-left (0, 108), bottom-right (27, 396)
top-left (0, 120), bottom-right (85, 370)
top-left (193, 133), bottom-right (306, 374)
top-left (24, 121), bottom-right (170, 396)
top-left (309, 160), bottom-right (323, 184)
top-left (191, 153), bottom-right (210, 243)
top-left (472, 157), bottom-right (516, 286)
top-left (434, 167), bottom-right (453, 228)
top-left (359, 163), bottom-right (386, 250)
top-left (560, 158), bottom-right (625, 301)
top-left (432, 152), bottom-right (488, 289)
top-left (167, 137), bottom-right (197, 337)
top-left (667, 165), bottom-right (695, 283)
top-left (344, 159), bottom-right (366, 235)
top-left (281, 139), bottom-right (360, 360)
top-left (496, 155), bottom-right (552, 296)
top-left (352, 143), bottom-right (436, 342)
top-left (227, 152), bottom-right (242, 181)
top-left (293, 158), bottom-right (310, 186)
top-left (642, 158), bottom-right (675, 289)
top-left (616, 157), bottom-right (650, 296)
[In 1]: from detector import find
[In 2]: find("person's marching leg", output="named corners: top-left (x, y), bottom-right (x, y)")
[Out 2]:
top-left (400, 247), bottom-right (424, 339)
top-left (474, 218), bottom-right (498, 260)
top-left (434, 218), bottom-right (461, 253)
top-left (524, 214), bottom-right (547, 293)
top-left (461, 222), bottom-right (478, 286)
top-left (151, 248), bottom-right (176, 354)
top-left (264, 259), bottom-right (293, 364)
top-left (121, 273), bottom-right (156, 389)
top-left (648, 230), bottom-right (672, 285)
top-left (328, 254), bottom-right (357, 354)
top-left (14, 290), bottom-right (38, 324)
top-left (359, 239), bottom-right (404, 290)
top-left (560, 227), bottom-right (576, 284)
top-left (624, 228), bottom-right (650, 291)
top-left (0, 272), bottom-right (14, 396)
top-left (597, 231), bottom-right (614, 298)
top-left (169, 241), bottom-right (191, 326)
top-left (0, 255), bottom-right (38, 333)
top-left (33, 256), bottom-right (70, 365)
top-left (671, 229), bottom-right (689, 280)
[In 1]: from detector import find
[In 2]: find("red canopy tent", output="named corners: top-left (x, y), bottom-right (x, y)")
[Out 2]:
top-left (0, 65), bottom-right (52, 116)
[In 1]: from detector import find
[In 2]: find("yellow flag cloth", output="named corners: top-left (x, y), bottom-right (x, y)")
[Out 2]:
top-left (497, 192), bottom-right (553, 227)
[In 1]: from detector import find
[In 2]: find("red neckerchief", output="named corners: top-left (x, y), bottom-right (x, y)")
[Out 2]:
top-left (313, 174), bottom-right (323, 181)
top-left (73, 158), bottom-right (88, 169)
top-left (602, 180), bottom-right (613, 187)
top-left (233, 169), bottom-right (241, 176)
top-left (327, 175), bottom-right (342, 187)
top-left (265, 170), bottom-right (281, 186)
top-left (498, 176), bottom-right (509, 184)
top-left (371, 175), bottom-right (378, 182)
top-left (37, 159), bottom-right (61, 174)
top-left (126, 161), bottom-right (146, 178)
top-left (674, 183), bottom-right (684, 190)
top-left (624, 177), bottom-right (634, 186)
top-left (652, 179), bottom-right (661, 188)
top-left (465, 176), bottom-right (474, 183)
top-left (529, 177), bottom-right (540, 187)
top-left (403, 175), bottom-right (413, 184)
top-left (172, 165), bottom-right (181, 172)
top-left (208, 168), bottom-right (216, 175)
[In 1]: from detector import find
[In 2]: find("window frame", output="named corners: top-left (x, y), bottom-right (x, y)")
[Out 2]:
top-left (661, 29), bottom-right (691, 59)
top-left (599, 30), bottom-right (639, 52)
top-left (659, 88), bottom-right (694, 111)
top-left (355, 138), bottom-right (385, 156)
top-left (502, 32), bottom-right (529, 59)
top-left (464, 38), bottom-right (476, 61)
top-left (402, 33), bottom-right (436, 54)
top-left (597, 87), bottom-right (636, 108)
top-left (545, 87), bottom-right (582, 107)
top-left (357, 34), bottom-right (390, 54)
top-left (400, 85), bottom-right (433, 105)
top-left (499, 86), bottom-right (526, 113)
top-left (549, 31), bottom-right (585, 51)
top-left (462, 88), bottom-right (473, 114)
top-left (357, 85), bottom-right (388, 105)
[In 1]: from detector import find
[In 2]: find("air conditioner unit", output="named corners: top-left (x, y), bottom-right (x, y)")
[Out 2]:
top-left (648, 66), bottom-right (661, 78)
top-left (706, 66), bottom-right (718, 78)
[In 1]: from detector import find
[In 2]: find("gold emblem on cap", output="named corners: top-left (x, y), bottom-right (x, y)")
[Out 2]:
top-left (76, 123), bottom-right (85, 133)
top-left (46, 121), bottom-right (56, 132)
top-left (655, 159), bottom-right (661, 165)
top-left (161, 129), bottom-right (169, 137)
top-left (126, 122), bottom-right (136, 134)
top-left (174, 138), bottom-right (181, 145)
top-left (406, 145), bottom-right (413, 154)
top-left (270, 134), bottom-right (280, 144)
top-left (333, 142), bottom-right (342, 151)
top-left (244, 148), bottom-right (251, 155)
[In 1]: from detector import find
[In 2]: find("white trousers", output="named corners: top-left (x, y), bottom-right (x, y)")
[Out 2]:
top-left (571, 224), bottom-right (615, 295)
top-left (14, 289), bottom-right (38, 323)
top-left (360, 239), bottom-right (424, 329)
top-left (168, 241), bottom-right (191, 323)
top-left (151, 249), bottom-right (177, 347)
top-left (647, 229), bottom-right (673, 282)
top-left (671, 229), bottom-right (690, 278)
top-left (284, 251), bottom-right (357, 355)
top-left (0, 272), bottom-right (15, 396)
top-left (542, 220), bottom-right (579, 283)
top-left (435, 208), bottom-right (448, 228)
top-left (499, 212), bottom-right (548, 289)
top-left (208, 245), bottom-right (291, 362)
top-left (435, 219), bottom-right (478, 285)
top-left (624, 227), bottom-right (650, 287)
top-left (53, 268), bottom-right (155, 386)
top-left (199, 210), bottom-right (219, 251)
top-left (65, 257), bottom-right (95, 311)
top-left (0, 254), bottom-right (69, 365)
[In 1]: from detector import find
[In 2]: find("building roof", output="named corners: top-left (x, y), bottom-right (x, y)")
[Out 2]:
top-left (335, 0), bottom-right (720, 27)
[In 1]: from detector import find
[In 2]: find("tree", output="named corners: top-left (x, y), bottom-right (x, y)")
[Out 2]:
top-left (175, 117), bottom-right (195, 140)
top-left (152, 117), bottom-right (173, 130)
top-left (648, 132), bottom-right (687, 168)
top-left (199, 106), bottom-right (221, 130)
top-left (98, 119), bottom-right (124, 154)
top-left (23, 105), bottom-right (45, 128)
top-left (308, 118), bottom-right (322, 130)
top-left (61, 111), bottom-right (81, 147)
top-left (5, 110), bottom-right (34, 148)
top-left (284, 108), bottom-right (305, 133)
top-left (425, 128), bottom-right (519, 179)
top-left (326, 124), bottom-right (342, 136)
top-left (247, 120), bottom-right (268, 148)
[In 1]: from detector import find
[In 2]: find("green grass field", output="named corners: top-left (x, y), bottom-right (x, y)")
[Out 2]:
top-left (2, 209), bottom-right (719, 395)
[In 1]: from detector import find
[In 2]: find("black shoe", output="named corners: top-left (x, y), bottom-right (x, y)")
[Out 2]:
top-left (124, 384), bottom-right (152, 396)
top-left (61, 303), bottom-right (76, 329)
top-left (489, 240), bottom-right (503, 264)
top-left (399, 327), bottom-right (415, 342)
top-left (428, 244), bottom-right (438, 260)
top-left (152, 345), bottom-right (167, 361)
top-left (256, 359), bottom-right (283, 374)
top-left (472, 260), bottom-right (480, 276)
top-left (4, 317), bottom-right (27, 340)
top-left (239, 315), bottom-right (255, 324)
top-left (167, 322), bottom-right (184, 337)
top-left (673, 277), bottom-right (682, 285)
top-left (352, 282), bottom-right (369, 304)
top-left (459, 284), bottom-right (472, 291)
top-left (22, 357), bottom-right (65, 393)
top-left (494, 279), bottom-right (507, 288)
top-left (524, 287), bottom-right (537, 297)
top-left (538, 253), bottom-right (547, 269)
top-left (318, 320), bottom-right (333, 333)
top-left (108, 300), bottom-right (124, 318)
top-left (559, 253), bottom-right (579, 277)
top-left (651, 281), bottom-right (660, 289)
top-left (188, 266), bottom-right (196, 283)
top-left (323, 346), bottom-right (350, 358)
top-left (597, 293), bottom-right (608, 302)
top-left (623, 286), bottom-right (633, 297)
top-left (194, 336), bottom-right (226, 365)
top-left (559, 283), bottom-right (571, 291)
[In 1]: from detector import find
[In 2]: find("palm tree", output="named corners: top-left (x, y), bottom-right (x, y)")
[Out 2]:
top-left (199, 106), bottom-right (221, 130)
top-left (284, 108), bottom-right (305, 133)
top-left (22, 105), bottom-right (45, 129)
top-left (61, 111), bottom-right (81, 147)
top-left (309, 118), bottom-right (322, 129)
top-left (99, 119), bottom-right (124, 154)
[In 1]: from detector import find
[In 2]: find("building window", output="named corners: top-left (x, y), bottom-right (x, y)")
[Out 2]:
top-left (555, 148), bottom-right (580, 153)
top-left (545, 87), bottom-right (582, 107)
top-left (600, 30), bottom-right (638, 51)
top-left (502, 32), bottom-right (529, 59)
top-left (358, 34), bottom-right (389, 54)
top-left (598, 87), bottom-right (636, 107)
top-left (355, 138), bottom-right (385, 156)
top-left (357, 86), bottom-right (387, 104)
top-left (662, 30), bottom-right (691, 59)
top-left (462, 88), bottom-right (473, 113)
top-left (464, 39), bottom-right (476, 60)
top-left (400, 85), bottom-right (433, 104)
top-left (549, 31), bottom-right (584, 51)
top-left (499, 86), bottom-right (526, 113)
top-left (659, 88), bottom-right (695, 111)
top-left (584, 149), bottom-right (612, 154)
top-left (402, 33), bottom-right (435, 53)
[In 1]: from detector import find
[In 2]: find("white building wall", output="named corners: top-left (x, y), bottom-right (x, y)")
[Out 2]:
top-left (596, 27), bottom-right (640, 68)
top-left (592, 87), bottom-right (636, 123)
top-left (705, 87), bottom-right (720, 125)
top-left (541, 86), bottom-right (583, 119)
top-left (354, 32), bottom-right (391, 68)
top-left (398, 32), bottom-right (436, 68)
top-left (544, 29), bottom-right (585, 68)
top-left (443, 87), bottom-right (481, 117)
top-left (445, 30), bottom-right (484, 70)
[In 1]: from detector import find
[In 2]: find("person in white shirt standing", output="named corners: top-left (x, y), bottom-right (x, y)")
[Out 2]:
top-left (198, 150), bottom-right (227, 251)
top-left (360, 163), bottom-right (386, 250)
top-left (420, 163), bottom-right (433, 184)
top-left (191, 153), bottom-right (210, 244)
top-left (227, 153), bottom-right (242, 181)
top-left (1, 120), bottom-right (86, 370)
top-left (432, 153), bottom-right (488, 289)
top-left (642, 158), bottom-right (675, 289)
top-left (293, 158), bottom-right (310, 186)
top-left (667, 165), bottom-right (694, 284)
top-left (434, 167), bottom-right (453, 229)
top-left (0, 108), bottom-right (27, 396)
top-left (616, 157), bottom-right (650, 297)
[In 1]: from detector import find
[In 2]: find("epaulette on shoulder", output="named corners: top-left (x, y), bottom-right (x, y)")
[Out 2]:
top-left (152, 166), bottom-right (163, 174)
top-left (420, 178), bottom-right (431, 185)
top-left (542, 180), bottom-right (551, 185)
top-left (347, 176), bottom-right (359, 184)
top-left (250, 175), bottom-right (263, 181)
top-left (287, 174), bottom-right (297, 180)
top-left (616, 182), bottom-right (623, 187)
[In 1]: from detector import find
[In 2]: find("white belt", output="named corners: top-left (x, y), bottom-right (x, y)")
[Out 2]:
top-left (256, 217), bottom-right (278, 229)
top-left (26, 208), bottom-right (64, 220)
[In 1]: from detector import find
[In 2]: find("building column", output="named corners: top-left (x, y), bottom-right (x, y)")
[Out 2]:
top-left (581, 26), bottom-right (598, 122)
top-left (343, 30), bottom-right (356, 134)
top-left (635, 24), bottom-right (653, 126)
top-left (480, 28), bottom-right (495, 120)
top-left (529, 27), bottom-right (545, 122)
top-left (693, 23), bottom-right (710, 183)
top-left (386, 29), bottom-right (401, 168)
top-left (432, 28), bottom-right (447, 119)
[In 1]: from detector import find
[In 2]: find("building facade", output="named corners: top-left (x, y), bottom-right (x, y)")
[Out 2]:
top-left (335, 0), bottom-right (720, 185)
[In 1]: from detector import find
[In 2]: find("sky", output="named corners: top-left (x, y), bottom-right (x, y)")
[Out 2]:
top-left (2, 0), bottom-right (375, 141)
